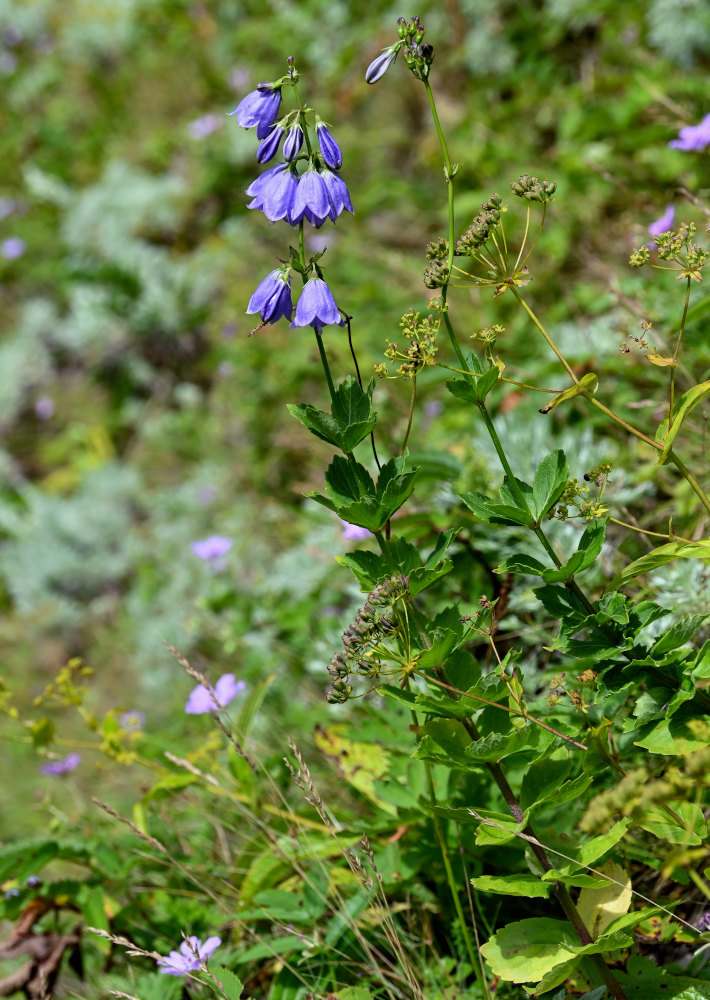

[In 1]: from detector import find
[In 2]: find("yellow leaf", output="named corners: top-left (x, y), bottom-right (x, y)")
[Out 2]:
top-left (576, 860), bottom-right (631, 940)
top-left (314, 725), bottom-right (395, 813)
top-left (646, 352), bottom-right (677, 368)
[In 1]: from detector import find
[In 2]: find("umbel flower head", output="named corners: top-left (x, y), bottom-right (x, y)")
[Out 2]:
top-left (157, 936), bottom-right (221, 976)
top-left (229, 84), bottom-right (281, 139)
top-left (291, 277), bottom-right (343, 331)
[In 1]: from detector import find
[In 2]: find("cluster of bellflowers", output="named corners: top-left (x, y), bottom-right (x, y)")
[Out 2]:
top-left (230, 57), bottom-right (353, 334)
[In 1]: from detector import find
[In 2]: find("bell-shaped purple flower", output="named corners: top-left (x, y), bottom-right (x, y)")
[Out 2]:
top-left (316, 123), bottom-right (342, 170)
top-left (257, 126), bottom-right (284, 164)
top-left (247, 164), bottom-right (298, 222)
top-left (247, 269), bottom-right (293, 324)
top-left (291, 277), bottom-right (343, 329)
top-left (365, 47), bottom-right (397, 84)
top-left (322, 169), bottom-right (354, 221)
top-left (283, 125), bottom-right (304, 162)
top-left (290, 169), bottom-right (331, 228)
top-left (229, 85), bottom-right (282, 139)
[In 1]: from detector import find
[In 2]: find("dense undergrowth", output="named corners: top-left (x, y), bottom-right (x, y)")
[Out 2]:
top-left (1, 2), bottom-right (710, 998)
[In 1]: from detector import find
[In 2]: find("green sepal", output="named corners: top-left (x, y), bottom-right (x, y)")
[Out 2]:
top-left (287, 376), bottom-right (377, 453)
top-left (541, 518), bottom-right (606, 583)
top-left (308, 454), bottom-right (418, 532)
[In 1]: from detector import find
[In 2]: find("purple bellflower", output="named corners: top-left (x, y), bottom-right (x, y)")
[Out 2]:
top-left (257, 125), bottom-right (284, 164)
top-left (291, 169), bottom-right (331, 227)
top-left (40, 752), bottom-right (81, 776)
top-left (669, 113), bottom-right (710, 152)
top-left (229, 85), bottom-right (281, 139)
top-left (316, 123), bottom-right (342, 170)
top-left (157, 935), bottom-right (222, 976)
top-left (283, 124), bottom-right (304, 161)
top-left (246, 163), bottom-right (298, 222)
top-left (365, 47), bottom-right (398, 84)
top-left (247, 269), bottom-right (293, 324)
top-left (321, 170), bottom-right (353, 221)
top-left (291, 277), bottom-right (343, 330)
top-left (1, 237), bottom-right (25, 260)
top-left (185, 673), bottom-right (246, 714)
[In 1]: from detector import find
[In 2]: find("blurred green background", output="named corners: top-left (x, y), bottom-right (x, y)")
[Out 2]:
top-left (1, 0), bottom-right (709, 836)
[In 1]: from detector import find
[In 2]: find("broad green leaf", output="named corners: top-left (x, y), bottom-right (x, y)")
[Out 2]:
top-left (210, 966), bottom-right (244, 1000)
top-left (539, 372), bottom-right (598, 414)
top-left (541, 519), bottom-right (606, 583)
top-left (287, 402), bottom-right (344, 449)
top-left (496, 552), bottom-right (547, 576)
top-left (446, 364), bottom-right (499, 404)
top-left (542, 819), bottom-right (630, 878)
top-left (531, 449), bottom-right (569, 520)
top-left (655, 380), bottom-right (710, 464)
top-left (471, 873), bottom-right (551, 898)
top-left (576, 861), bottom-right (631, 940)
top-left (480, 917), bottom-right (579, 983)
top-left (337, 550), bottom-right (383, 590)
top-left (466, 722), bottom-right (554, 763)
top-left (605, 540), bottom-right (710, 592)
top-left (650, 614), bottom-right (709, 657)
top-left (236, 672), bottom-right (276, 737)
top-left (636, 801), bottom-right (707, 845)
top-left (474, 810), bottom-right (525, 845)
top-left (634, 718), bottom-right (709, 756)
top-left (287, 377), bottom-right (377, 453)
top-left (79, 885), bottom-right (111, 953)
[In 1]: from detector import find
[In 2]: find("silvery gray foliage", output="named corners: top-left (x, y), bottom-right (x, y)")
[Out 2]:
top-left (0, 300), bottom-right (53, 429)
top-left (646, 0), bottom-right (710, 67)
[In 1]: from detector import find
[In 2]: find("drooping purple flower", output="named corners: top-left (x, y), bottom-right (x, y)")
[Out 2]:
top-left (185, 674), bottom-right (246, 715)
top-left (257, 126), bottom-right (284, 164)
top-left (365, 47), bottom-right (398, 84)
top-left (4, 889), bottom-right (19, 900)
top-left (119, 710), bottom-right (146, 732)
top-left (341, 520), bottom-right (372, 541)
top-left (229, 85), bottom-right (282, 139)
top-left (247, 163), bottom-right (298, 222)
top-left (283, 124), bottom-right (304, 162)
top-left (697, 913), bottom-right (710, 932)
top-left (26, 875), bottom-right (42, 888)
top-left (157, 936), bottom-right (222, 976)
top-left (290, 169), bottom-right (331, 227)
top-left (668, 113), bottom-right (710, 152)
top-left (1, 237), bottom-right (25, 260)
top-left (40, 752), bottom-right (81, 776)
top-left (247, 269), bottom-right (293, 324)
top-left (187, 114), bottom-right (223, 141)
top-left (191, 535), bottom-right (233, 561)
top-left (291, 278), bottom-right (343, 330)
top-left (321, 170), bottom-right (353, 221)
top-left (316, 123), bottom-right (342, 170)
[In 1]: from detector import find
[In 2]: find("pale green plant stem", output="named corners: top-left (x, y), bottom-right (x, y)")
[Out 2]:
top-left (399, 376), bottom-right (417, 455)
top-left (511, 287), bottom-right (710, 516)
top-left (670, 276), bottom-right (692, 427)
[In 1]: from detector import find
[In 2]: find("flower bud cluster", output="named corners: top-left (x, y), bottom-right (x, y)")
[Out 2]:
top-left (365, 16), bottom-right (433, 85)
top-left (473, 324), bottom-right (504, 345)
top-left (550, 468), bottom-right (611, 522)
top-left (510, 175), bottom-right (557, 203)
top-left (326, 576), bottom-right (409, 703)
top-left (426, 237), bottom-right (449, 261)
top-left (231, 62), bottom-right (353, 334)
top-left (454, 196), bottom-right (502, 256)
top-left (375, 299), bottom-right (442, 379)
top-left (423, 259), bottom-right (450, 288)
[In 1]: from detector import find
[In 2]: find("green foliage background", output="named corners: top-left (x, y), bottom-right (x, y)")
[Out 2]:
top-left (0, 0), bottom-right (709, 996)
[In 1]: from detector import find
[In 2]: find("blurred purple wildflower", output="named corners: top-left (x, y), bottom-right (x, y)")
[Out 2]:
top-left (191, 535), bottom-right (233, 561)
top-left (3, 889), bottom-right (19, 900)
top-left (317, 123), bottom-right (342, 170)
top-left (157, 935), bottom-right (221, 976)
top-left (648, 205), bottom-right (675, 237)
top-left (669, 114), bottom-right (710, 152)
top-left (187, 114), bottom-right (223, 141)
top-left (1, 237), bottom-right (25, 260)
top-left (119, 710), bottom-right (146, 732)
top-left (341, 520), bottom-right (372, 541)
top-left (697, 913), bottom-right (710, 932)
top-left (229, 85), bottom-right (281, 139)
top-left (26, 876), bottom-right (42, 888)
top-left (291, 278), bottom-right (343, 330)
top-left (40, 752), bottom-right (81, 776)
top-left (185, 674), bottom-right (246, 714)
top-left (34, 396), bottom-right (54, 420)
top-left (247, 270), bottom-right (293, 324)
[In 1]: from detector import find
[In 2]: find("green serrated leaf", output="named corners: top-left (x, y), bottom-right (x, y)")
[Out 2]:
top-left (471, 873), bottom-right (551, 898)
top-left (496, 552), bottom-right (548, 575)
top-left (542, 519), bottom-right (606, 583)
top-left (531, 449), bottom-right (569, 521)
top-left (480, 917), bottom-right (579, 983)
top-left (650, 614), bottom-right (709, 657)
top-left (605, 540), bottom-right (710, 592)
top-left (209, 966), bottom-right (244, 1000)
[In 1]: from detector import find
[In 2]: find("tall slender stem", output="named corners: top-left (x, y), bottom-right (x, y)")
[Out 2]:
top-left (314, 327), bottom-right (337, 408)
top-left (669, 276), bottom-right (692, 427)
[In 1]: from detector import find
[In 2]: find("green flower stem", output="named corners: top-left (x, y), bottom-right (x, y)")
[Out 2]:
top-left (443, 306), bottom-right (468, 370)
top-left (312, 316), bottom-right (337, 410)
top-left (510, 288), bottom-right (710, 515)
top-left (670, 276), bottom-right (692, 427)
